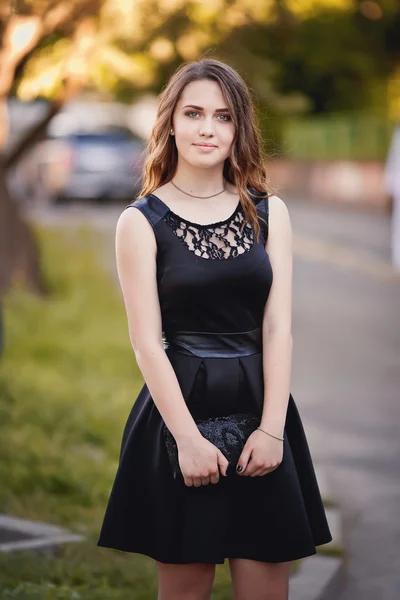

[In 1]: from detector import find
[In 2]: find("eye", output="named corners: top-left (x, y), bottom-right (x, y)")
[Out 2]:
top-left (218, 114), bottom-right (231, 122)
top-left (185, 111), bottom-right (200, 118)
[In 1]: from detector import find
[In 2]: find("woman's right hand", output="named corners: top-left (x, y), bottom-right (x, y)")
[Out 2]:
top-left (176, 435), bottom-right (229, 487)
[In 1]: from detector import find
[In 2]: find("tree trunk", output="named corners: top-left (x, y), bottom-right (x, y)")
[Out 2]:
top-left (5, 100), bottom-right (63, 169)
top-left (0, 159), bottom-right (47, 298)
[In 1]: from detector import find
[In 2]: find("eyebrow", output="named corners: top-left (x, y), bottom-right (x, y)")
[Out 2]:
top-left (182, 104), bottom-right (230, 113)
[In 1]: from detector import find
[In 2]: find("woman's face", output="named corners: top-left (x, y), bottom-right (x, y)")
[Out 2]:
top-left (171, 79), bottom-right (235, 169)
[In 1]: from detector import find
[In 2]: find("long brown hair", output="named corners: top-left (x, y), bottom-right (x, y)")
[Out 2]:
top-left (138, 58), bottom-right (271, 241)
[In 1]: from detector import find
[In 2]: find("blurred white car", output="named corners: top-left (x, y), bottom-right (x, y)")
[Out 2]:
top-left (41, 125), bottom-right (145, 204)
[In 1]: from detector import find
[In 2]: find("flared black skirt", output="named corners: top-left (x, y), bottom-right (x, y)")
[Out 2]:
top-left (97, 348), bottom-right (332, 564)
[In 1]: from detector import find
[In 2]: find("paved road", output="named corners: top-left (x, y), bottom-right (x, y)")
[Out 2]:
top-left (286, 198), bottom-right (400, 600)
top-left (27, 198), bottom-right (400, 600)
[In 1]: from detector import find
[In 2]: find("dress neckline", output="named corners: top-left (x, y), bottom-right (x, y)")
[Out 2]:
top-left (148, 193), bottom-right (241, 228)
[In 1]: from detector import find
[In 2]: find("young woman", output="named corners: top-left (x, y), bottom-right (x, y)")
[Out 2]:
top-left (98, 58), bottom-right (332, 600)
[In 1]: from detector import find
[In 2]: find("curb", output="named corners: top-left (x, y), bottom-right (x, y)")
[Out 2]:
top-left (289, 466), bottom-right (346, 600)
top-left (290, 554), bottom-right (345, 600)
top-left (0, 514), bottom-right (84, 555)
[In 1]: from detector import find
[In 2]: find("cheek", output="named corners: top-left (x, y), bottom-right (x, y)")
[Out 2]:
top-left (175, 118), bottom-right (196, 138)
top-left (175, 130), bottom-right (195, 154)
top-left (219, 124), bottom-right (235, 151)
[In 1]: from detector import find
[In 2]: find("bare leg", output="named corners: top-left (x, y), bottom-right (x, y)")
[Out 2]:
top-left (228, 558), bottom-right (290, 600)
top-left (155, 561), bottom-right (216, 600)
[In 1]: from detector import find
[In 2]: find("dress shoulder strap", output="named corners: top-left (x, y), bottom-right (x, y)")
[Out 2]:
top-left (248, 187), bottom-right (269, 210)
top-left (248, 188), bottom-right (269, 243)
top-left (125, 194), bottom-right (168, 234)
top-left (254, 195), bottom-right (269, 214)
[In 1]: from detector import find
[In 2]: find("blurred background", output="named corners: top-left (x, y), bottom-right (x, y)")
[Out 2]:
top-left (0, 1), bottom-right (399, 599)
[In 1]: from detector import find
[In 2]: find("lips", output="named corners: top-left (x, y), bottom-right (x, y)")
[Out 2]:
top-left (194, 143), bottom-right (217, 147)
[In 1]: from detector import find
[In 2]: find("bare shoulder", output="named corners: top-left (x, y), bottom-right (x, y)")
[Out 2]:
top-left (116, 205), bottom-right (157, 256)
top-left (268, 194), bottom-right (290, 218)
top-left (116, 204), bottom-right (151, 236)
top-left (266, 195), bottom-right (292, 252)
top-left (268, 195), bottom-right (292, 228)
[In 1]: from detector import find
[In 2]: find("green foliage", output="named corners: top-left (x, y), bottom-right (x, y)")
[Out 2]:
top-left (269, 11), bottom-right (388, 114)
top-left (218, 5), bottom-right (398, 121)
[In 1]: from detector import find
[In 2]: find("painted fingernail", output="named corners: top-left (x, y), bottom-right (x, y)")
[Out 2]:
top-left (236, 465), bottom-right (243, 472)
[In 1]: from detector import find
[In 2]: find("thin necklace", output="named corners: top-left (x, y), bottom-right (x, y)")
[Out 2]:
top-left (171, 179), bottom-right (226, 199)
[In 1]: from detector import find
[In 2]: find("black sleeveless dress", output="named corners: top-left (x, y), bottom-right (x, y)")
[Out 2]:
top-left (97, 190), bottom-right (332, 564)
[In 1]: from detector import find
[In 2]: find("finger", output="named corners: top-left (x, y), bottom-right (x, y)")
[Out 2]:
top-left (210, 471), bottom-right (219, 484)
top-left (241, 456), bottom-right (260, 476)
top-left (244, 463), bottom-right (260, 476)
top-left (249, 467), bottom-right (266, 477)
top-left (201, 477), bottom-right (210, 486)
top-left (236, 448), bottom-right (252, 475)
top-left (184, 477), bottom-right (194, 487)
top-left (193, 477), bottom-right (202, 487)
top-left (217, 450), bottom-right (229, 476)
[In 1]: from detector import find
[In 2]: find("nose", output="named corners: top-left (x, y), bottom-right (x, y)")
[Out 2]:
top-left (199, 117), bottom-right (216, 137)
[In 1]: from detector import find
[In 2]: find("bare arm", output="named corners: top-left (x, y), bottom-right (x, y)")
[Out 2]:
top-left (115, 207), bottom-right (201, 444)
top-left (259, 195), bottom-right (293, 438)
top-left (116, 206), bottom-right (230, 486)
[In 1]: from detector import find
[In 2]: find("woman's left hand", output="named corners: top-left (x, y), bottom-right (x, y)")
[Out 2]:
top-left (236, 429), bottom-right (284, 477)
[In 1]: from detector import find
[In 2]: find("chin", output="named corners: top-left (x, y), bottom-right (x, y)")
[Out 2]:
top-left (188, 151), bottom-right (227, 165)
top-left (188, 159), bottom-right (224, 170)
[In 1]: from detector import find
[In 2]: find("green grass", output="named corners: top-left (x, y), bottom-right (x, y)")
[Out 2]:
top-left (0, 225), bottom-right (237, 599)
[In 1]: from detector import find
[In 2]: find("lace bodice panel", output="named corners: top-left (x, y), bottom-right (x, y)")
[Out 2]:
top-left (163, 204), bottom-right (255, 260)
top-left (125, 192), bottom-right (272, 332)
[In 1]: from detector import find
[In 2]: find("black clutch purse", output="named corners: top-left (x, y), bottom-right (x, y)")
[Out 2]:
top-left (163, 412), bottom-right (260, 479)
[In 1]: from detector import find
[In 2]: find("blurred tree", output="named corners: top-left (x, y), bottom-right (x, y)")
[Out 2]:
top-left (0, 1), bottom-right (101, 299)
top-left (219, 1), bottom-right (400, 116)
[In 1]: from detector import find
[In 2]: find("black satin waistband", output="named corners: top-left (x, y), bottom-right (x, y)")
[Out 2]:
top-left (163, 328), bottom-right (262, 358)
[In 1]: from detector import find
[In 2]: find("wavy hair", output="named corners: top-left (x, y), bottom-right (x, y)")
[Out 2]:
top-left (138, 58), bottom-right (271, 241)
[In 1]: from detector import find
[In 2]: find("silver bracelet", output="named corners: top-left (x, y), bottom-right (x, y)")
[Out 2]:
top-left (257, 427), bottom-right (284, 441)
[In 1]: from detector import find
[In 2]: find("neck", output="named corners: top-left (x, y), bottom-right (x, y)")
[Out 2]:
top-left (171, 157), bottom-right (227, 196)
